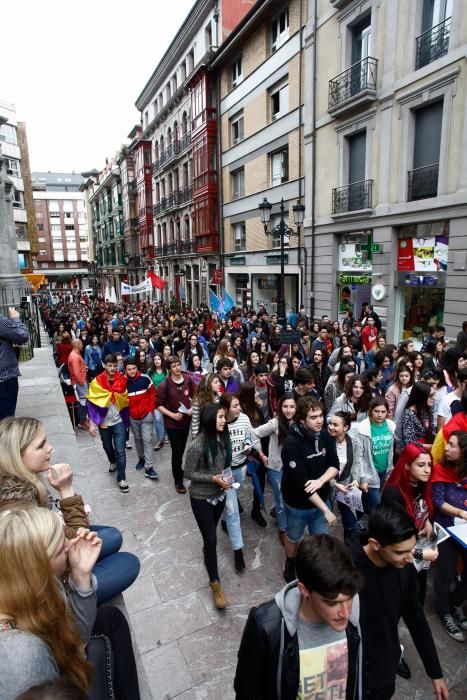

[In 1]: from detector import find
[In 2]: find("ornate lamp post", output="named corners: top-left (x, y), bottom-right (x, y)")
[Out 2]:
top-left (258, 197), bottom-right (305, 325)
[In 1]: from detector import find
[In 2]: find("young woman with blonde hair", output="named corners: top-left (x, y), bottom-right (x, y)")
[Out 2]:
top-left (0, 416), bottom-right (140, 604)
top-left (0, 505), bottom-right (140, 700)
top-left (0, 505), bottom-right (97, 698)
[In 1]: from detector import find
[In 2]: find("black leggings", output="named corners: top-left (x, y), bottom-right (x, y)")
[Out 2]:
top-left (92, 605), bottom-right (140, 700)
top-left (434, 537), bottom-right (467, 617)
top-left (190, 496), bottom-right (225, 582)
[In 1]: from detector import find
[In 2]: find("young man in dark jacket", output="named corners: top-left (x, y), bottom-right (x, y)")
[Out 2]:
top-left (234, 534), bottom-right (363, 699)
top-left (351, 501), bottom-right (449, 700)
top-left (281, 396), bottom-right (339, 582)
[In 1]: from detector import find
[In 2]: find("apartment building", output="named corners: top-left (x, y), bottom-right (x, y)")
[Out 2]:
top-left (211, 0), bottom-right (306, 313)
top-left (0, 99), bottom-right (36, 272)
top-left (134, 0), bottom-right (255, 306)
top-left (32, 172), bottom-right (90, 290)
top-left (304, 0), bottom-right (467, 341)
top-left (82, 159), bottom-right (126, 300)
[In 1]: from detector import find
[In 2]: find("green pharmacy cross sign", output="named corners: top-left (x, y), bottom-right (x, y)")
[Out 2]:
top-left (360, 233), bottom-right (380, 260)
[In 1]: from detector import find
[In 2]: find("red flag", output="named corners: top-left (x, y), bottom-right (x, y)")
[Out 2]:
top-left (148, 271), bottom-right (166, 290)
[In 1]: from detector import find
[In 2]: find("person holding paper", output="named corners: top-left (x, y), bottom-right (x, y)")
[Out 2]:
top-left (327, 411), bottom-right (362, 545)
top-left (432, 430), bottom-right (467, 642)
top-left (184, 403), bottom-right (233, 609)
top-left (156, 356), bottom-right (195, 494)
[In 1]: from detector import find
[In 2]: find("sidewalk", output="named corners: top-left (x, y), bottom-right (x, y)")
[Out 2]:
top-left (15, 333), bottom-right (467, 699)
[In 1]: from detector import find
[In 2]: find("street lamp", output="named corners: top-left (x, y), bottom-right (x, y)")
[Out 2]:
top-left (258, 197), bottom-right (305, 325)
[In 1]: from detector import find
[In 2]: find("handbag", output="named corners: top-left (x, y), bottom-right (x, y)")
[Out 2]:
top-left (87, 633), bottom-right (115, 700)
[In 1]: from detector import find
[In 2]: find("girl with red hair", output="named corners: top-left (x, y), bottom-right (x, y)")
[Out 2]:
top-left (383, 443), bottom-right (437, 603)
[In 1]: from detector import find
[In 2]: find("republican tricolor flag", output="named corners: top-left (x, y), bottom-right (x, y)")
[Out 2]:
top-left (148, 271), bottom-right (166, 290)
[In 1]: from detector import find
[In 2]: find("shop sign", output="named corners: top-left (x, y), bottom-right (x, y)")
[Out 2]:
top-left (404, 274), bottom-right (438, 287)
top-left (213, 269), bottom-right (223, 284)
top-left (397, 236), bottom-right (448, 272)
top-left (338, 273), bottom-right (371, 285)
top-left (338, 240), bottom-right (373, 271)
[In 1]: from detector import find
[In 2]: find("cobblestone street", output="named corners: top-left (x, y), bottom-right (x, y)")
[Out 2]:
top-left (15, 337), bottom-right (467, 699)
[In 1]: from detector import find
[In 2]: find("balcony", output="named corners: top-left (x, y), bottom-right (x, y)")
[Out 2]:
top-left (154, 239), bottom-right (197, 258)
top-left (416, 18), bottom-right (450, 70)
top-left (153, 186), bottom-right (193, 216)
top-left (407, 163), bottom-right (439, 201)
top-left (330, 0), bottom-right (352, 8)
top-left (332, 179), bottom-right (373, 216)
top-left (152, 132), bottom-right (192, 174)
top-left (328, 57), bottom-right (377, 116)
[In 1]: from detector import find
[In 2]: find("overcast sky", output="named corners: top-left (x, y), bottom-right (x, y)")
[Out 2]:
top-left (2, 0), bottom-right (195, 173)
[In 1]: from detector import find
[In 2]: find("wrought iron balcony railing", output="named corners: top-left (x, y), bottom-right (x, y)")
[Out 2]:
top-left (407, 163), bottom-right (439, 201)
top-left (154, 238), bottom-right (197, 258)
top-left (152, 132), bottom-right (192, 174)
top-left (153, 186), bottom-right (193, 216)
top-left (416, 18), bottom-right (451, 70)
top-left (332, 179), bottom-right (373, 215)
top-left (328, 57), bottom-right (377, 111)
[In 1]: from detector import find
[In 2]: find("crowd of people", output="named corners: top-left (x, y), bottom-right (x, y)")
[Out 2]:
top-left (0, 291), bottom-right (467, 698)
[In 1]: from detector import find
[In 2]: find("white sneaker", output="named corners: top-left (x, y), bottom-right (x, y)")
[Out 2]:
top-left (118, 480), bottom-right (129, 493)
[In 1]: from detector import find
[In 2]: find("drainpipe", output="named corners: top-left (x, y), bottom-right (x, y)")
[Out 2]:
top-left (297, 0), bottom-right (304, 306)
top-left (309, 0), bottom-right (317, 320)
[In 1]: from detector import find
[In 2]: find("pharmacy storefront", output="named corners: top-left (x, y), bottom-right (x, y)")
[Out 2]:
top-left (337, 232), bottom-right (374, 322)
top-left (394, 222), bottom-right (449, 343)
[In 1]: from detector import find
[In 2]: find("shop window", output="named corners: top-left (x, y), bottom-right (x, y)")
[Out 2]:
top-left (271, 7), bottom-right (289, 53)
top-left (230, 111), bottom-right (244, 145)
top-left (232, 222), bottom-right (246, 251)
top-left (231, 168), bottom-right (245, 200)
top-left (270, 147), bottom-right (289, 186)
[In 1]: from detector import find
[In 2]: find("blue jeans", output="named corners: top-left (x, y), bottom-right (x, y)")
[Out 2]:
top-left (74, 382), bottom-right (88, 423)
top-left (362, 471), bottom-right (386, 514)
top-left (90, 525), bottom-right (140, 604)
top-left (154, 409), bottom-right (166, 442)
top-left (337, 501), bottom-right (364, 546)
top-left (222, 465), bottom-right (246, 551)
top-left (267, 469), bottom-right (286, 531)
top-left (284, 501), bottom-right (330, 543)
top-left (99, 421), bottom-right (126, 482)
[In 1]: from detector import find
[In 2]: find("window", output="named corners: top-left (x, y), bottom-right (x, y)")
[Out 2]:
top-left (37, 224), bottom-right (44, 231)
top-left (12, 191), bottom-right (24, 209)
top-left (65, 224), bottom-right (75, 230)
top-left (232, 57), bottom-right (243, 87)
top-left (39, 249), bottom-right (47, 256)
top-left (35, 211), bottom-right (43, 218)
top-left (38, 237), bottom-right (46, 243)
top-left (270, 147), bottom-right (289, 186)
top-left (205, 21), bottom-right (212, 51)
top-left (271, 7), bottom-right (289, 52)
top-left (0, 123), bottom-right (17, 145)
top-left (409, 99), bottom-right (443, 200)
top-left (270, 81), bottom-right (289, 121)
top-left (271, 214), bottom-right (290, 249)
top-left (232, 222), bottom-right (246, 251)
top-left (6, 158), bottom-right (20, 177)
top-left (230, 111), bottom-right (244, 145)
top-left (231, 168), bottom-right (245, 200)
top-left (52, 241), bottom-right (63, 249)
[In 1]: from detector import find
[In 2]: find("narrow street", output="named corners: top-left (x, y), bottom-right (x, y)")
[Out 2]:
top-left (16, 336), bottom-right (467, 699)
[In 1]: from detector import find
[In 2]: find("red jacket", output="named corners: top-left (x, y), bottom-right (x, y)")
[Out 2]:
top-left (126, 371), bottom-right (156, 420)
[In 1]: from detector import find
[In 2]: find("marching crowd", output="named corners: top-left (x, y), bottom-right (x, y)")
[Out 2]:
top-left (0, 292), bottom-right (466, 699)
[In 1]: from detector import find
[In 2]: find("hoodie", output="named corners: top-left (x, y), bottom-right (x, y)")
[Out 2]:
top-left (234, 581), bottom-right (362, 700)
top-left (281, 423), bottom-right (339, 510)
